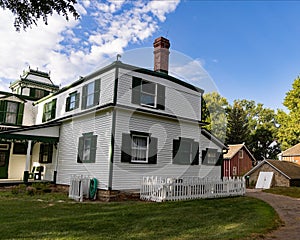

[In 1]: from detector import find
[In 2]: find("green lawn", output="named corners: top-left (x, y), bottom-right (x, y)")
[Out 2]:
top-left (0, 191), bottom-right (279, 240)
top-left (263, 186), bottom-right (300, 198)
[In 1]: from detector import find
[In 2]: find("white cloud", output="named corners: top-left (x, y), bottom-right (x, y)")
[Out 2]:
top-left (0, 0), bottom-right (180, 90)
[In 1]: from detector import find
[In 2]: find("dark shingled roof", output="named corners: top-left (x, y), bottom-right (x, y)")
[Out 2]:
top-left (266, 160), bottom-right (300, 179)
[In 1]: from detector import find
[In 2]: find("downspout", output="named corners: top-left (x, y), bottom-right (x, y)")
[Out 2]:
top-left (108, 62), bottom-right (119, 190)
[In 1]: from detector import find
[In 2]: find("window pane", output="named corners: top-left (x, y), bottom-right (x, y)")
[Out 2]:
top-left (142, 82), bottom-right (156, 94)
top-left (141, 93), bottom-right (155, 106)
top-left (87, 82), bottom-right (95, 95)
top-left (83, 138), bottom-right (91, 161)
top-left (69, 94), bottom-right (76, 110)
top-left (132, 136), bottom-right (148, 162)
top-left (5, 102), bottom-right (18, 124)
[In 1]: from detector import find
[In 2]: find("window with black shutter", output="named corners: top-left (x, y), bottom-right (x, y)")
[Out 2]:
top-left (81, 79), bottom-right (100, 109)
top-left (42, 99), bottom-right (56, 122)
top-left (77, 132), bottom-right (97, 163)
top-left (66, 91), bottom-right (80, 112)
top-left (0, 100), bottom-right (24, 125)
top-left (173, 138), bottom-right (199, 165)
top-left (202, 148), bottom-right (220, 165)
top-left (121, 132), bottom-right (157, 164)
top-left (131, 77), bottom-right (165, 110)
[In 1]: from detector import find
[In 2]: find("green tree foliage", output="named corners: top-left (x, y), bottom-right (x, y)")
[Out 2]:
top-left (236, 99), bottom-right (280, 160)
top-left (0, 0), bottom-right (79, 31)
top-left (202, 92), bottom-right (228, 142)
top-left (277, 77), bottom-right (300, 150)
top-left (225, 101), bottom-right (250, 145)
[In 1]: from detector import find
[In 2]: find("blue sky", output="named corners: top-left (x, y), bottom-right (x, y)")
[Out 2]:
top-left (0, 0), bottom-right (299, 110)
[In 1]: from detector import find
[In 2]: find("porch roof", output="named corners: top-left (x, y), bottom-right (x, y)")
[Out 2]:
top-left (0, 122), bottom-right (60, 143)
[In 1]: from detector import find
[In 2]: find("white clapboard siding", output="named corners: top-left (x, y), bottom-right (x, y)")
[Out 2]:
top-left (140, 176), bottom-right (246, 202)
top-left (111, 109), bottom-right (222, 190)
top-left (35, 69), bottom-right (115, 124)
top-left (117, 68), bottom-right (201, 121)
top-left (56, 111), bottom-right (112, 189)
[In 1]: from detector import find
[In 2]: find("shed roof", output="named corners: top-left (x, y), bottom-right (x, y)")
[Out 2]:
top-left (223, 143), bottom-right (255, 161)
top-left (281, 143), bottom-right (300, 157)
top-left (245, 160), bottom-right (300, 180)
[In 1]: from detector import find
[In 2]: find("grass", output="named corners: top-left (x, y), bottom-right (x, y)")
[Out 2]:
top-left (263, 186), bottom-right (300, 198)
top-left (0, 191), bottom-right (280, 240)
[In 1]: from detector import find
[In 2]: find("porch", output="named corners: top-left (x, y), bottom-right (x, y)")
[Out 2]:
top-left (0, 122), bottom-right (60, 183)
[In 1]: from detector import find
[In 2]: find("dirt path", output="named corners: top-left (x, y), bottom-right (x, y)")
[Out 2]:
top-left (246, 189), bottom-right (300, 239)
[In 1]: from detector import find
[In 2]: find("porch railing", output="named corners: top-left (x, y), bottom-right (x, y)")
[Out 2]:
top-left (140, 176), bottom-right (246, 202)
top-left (68, 175), bottom-right (90, 202)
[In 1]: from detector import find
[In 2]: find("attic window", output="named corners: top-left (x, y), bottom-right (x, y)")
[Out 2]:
top-left (239, 150), bottom-right (243, 159)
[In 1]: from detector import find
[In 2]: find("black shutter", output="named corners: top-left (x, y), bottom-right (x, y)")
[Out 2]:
top-left (77, 136), bottom-right (84, 163)
top-left (39, 144), bottom-right (45, 163)
top-left (29, 88), bottom-right (35, 97)
top-left (75, 92), bottom-right (80, 109)
top-left (157, 84), bottom-right (165, 110)
top-left (16, 103), bottom-right (24, 125)
top-left (148, 137), bottom-right (158, 164)
top-left (94, 79), bottom-right (101, 106)
top-left (172, 139), bottom-right (180, 164)
top-left (48, 144), bottom-right (53, 163)
top-left (89, 135), bottom-right (98, 163)
top-left (216, 152), bottom-right (222, 166)
top-left (202, 149), bottom-right (208, 165)
top-left (191, 141), bottom-right (199, 165)
top-left (0, 101), bottom-right (6, 123)
top-left (121, 133), bottom-right (132, 163)
top-left (42, 103), bottom-right (47, 122)
top-left (65, 96), bottom-right (71, 112)
top-left (51, 99), bottom-right (57, 119)
top-left (81, 84), bottom-right (88, 109)
top-left (132, 77), bottom-right (142, 104)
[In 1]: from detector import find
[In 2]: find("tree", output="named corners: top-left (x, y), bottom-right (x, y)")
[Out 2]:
top-left (202, 92), bottom-right (228, 142)
top-left (226, 101), bottom-right (250, 144)
top-left (277, 77), bottom-right (300, 150)
top-left (0, 0), bottom-right (79, 31)
top-left (234, 99), bottom-right (279, 160)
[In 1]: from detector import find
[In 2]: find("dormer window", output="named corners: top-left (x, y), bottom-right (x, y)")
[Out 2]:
top-left (131, 77), bottom-right (165, 110)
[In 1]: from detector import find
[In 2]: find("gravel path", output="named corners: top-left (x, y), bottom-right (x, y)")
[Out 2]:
top-left (246, 189), bottom-right (300, 239)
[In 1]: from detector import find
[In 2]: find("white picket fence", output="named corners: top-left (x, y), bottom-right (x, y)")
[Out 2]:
top-left (140, 176), bottom-right (246, 202)
top-left (68, 175), bottom-right (90, 202)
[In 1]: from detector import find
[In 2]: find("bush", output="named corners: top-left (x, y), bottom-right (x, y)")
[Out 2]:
top-left (11, 183), bottom-right (53, 196)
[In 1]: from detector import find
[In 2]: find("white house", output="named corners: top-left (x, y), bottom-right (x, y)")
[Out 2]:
top-left (0, 37), bottom-right (226, 192)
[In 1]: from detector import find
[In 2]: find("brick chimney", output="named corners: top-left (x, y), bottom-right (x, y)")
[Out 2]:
top-left (153, 37), bottom-right (170, 74)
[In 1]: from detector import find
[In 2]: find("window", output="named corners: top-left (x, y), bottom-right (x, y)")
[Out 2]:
top-left (238, 150), bottom-right (243, 159)
top-left (0, 100), bottom-right (24, 125)
top-left (82, 79), bottom-right (100, 109)
top-left (39, 143), bottom-right (53, 163)
top-left (131, 77), bottom-right (165, 110)
top-left (66, 91), bottom-right (80, 111)
top-left (232, 166), bottom-right (237, 176)
top-left (42, 99), bottom-right (57, 122)
top-left (121, 132), bottom-right (157, 164)
top-left (202, 148), bottom-right (221, 166)
top-left (173, 138), bottom-right (199, 165)
top-left (13, 142), bottom-right (29, 155)
top-left (30, 88), bottom-right (49, 99)
top-left (131, 135), bottom-right (149, 163)
top-left (77, 133), bottom-right (97, 163)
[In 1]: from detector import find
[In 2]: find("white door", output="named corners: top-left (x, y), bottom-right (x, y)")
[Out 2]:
top-left (255, 172), bottom-right (274, 189)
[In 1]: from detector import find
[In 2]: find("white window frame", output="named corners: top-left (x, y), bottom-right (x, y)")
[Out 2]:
top-left (238, 150), bottom-right (243, 159)
top-left (140, 80), bottom-right (157, 108)
top-left (131, 135), bottom-right (149, 163)
top-left (86, 82), bottom-right (95, 108)
top-left (5, 101), bottom-right (18, 124)
top-left (207, 151), bottom-right (217, 164)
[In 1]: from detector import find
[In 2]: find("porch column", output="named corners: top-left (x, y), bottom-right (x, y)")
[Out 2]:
top-left (23, 140), bottom-right (32, 183)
